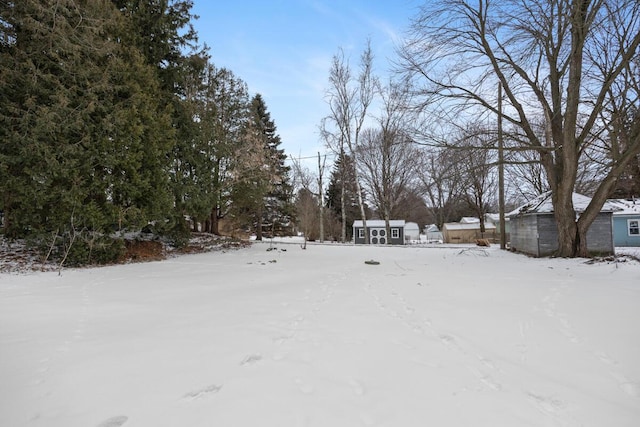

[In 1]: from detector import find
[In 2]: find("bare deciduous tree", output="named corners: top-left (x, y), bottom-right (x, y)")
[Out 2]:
top-left (356, 80), bottom-right (421, 241)
top-left (417, 148), bottom-right (465, 229)
top-left (321, 41), bottom-right (378, 243)
top-left (294, 188), bottom-right (320, 243)
top-left (357, 129), bottom-right (420, 241)
top-left (453, 126), bottom-right (498, 234)
top-left (399, 0), bottom-right (640, 257)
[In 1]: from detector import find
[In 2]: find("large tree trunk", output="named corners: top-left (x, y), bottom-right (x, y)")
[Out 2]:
top-left (355, 178), bottom-right (368, 244)
top-left (255, 205), bottom-right (263, 241)
top-left (210, 207), bottom-right (220, 235)
top-left (2, 193), bottom-right (11, 237)
top-left (552, 181), bottom-right (578, 257)
top-left (575, 156), bottom-right (640, 257)
top-left (339, 150), bottom-right (347, 243)
top-left (340, 184), bottom-right (347, 242)
top-left (384, 211), bottom-right (391, 245)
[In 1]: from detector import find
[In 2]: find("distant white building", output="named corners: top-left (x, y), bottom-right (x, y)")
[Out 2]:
top-left (423, 224), bottom-right (443, 243)
top-left (404, 222), bottom-right (420, 242)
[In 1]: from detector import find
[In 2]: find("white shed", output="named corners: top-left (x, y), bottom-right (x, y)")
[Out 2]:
top-left (404, 222), bottom-right (420, 242)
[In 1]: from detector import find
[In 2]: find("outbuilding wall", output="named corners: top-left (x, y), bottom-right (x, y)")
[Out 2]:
top-left (585, 213), bottom-right (615, 254)
top-left (612, 216), bottom-right (640, 247)
top-left (353, 226), bottom-right (404, 245)
top-left (509, 215), bottom-right (540, 256)
top-left (510, 213), bottom-right (614, 257)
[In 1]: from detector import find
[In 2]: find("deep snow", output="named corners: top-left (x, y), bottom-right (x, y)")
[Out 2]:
top-left (1, 242), bottom-right (639, 427)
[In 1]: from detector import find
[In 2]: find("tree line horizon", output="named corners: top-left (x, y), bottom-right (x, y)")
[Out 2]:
top-left (1, 0), bottom-right (639, 263)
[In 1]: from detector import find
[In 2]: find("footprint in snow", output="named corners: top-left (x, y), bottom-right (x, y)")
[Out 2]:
top-left (595, 351), bottom-right (617, 366)
top-left (182, 384), bottom-right (222, 400)
top-left (240, 353), bottom-right (263, 366)
top-left (97, 416), bottom-right (128, 427)
top-left (526, 391), bottom-right (565, 416)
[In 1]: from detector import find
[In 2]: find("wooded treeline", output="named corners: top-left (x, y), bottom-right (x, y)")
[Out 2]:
top-left (2, 0), bottom-right (639, 261)
top-left (0, 0), bottom-right (293, 264)
top-left (296, 0), bottom-right (639, 256)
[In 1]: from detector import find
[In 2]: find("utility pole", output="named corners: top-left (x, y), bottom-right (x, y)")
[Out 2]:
top-left (498, 82), bottom-right (506, 250)
top-left (318, 152), bottom-right (326, 243)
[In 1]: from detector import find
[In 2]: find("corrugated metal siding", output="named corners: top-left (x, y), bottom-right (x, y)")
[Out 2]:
top-left (586, 214), bottom-right (615, 253)
top-left (510, 215), bottom-right (540, 256)
top-left (511, 213), bottom-right (615, 256)
top-left (537, 215), bottom-right (559, 256)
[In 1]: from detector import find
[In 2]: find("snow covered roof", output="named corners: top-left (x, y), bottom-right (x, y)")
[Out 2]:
top-left (485, 213), bottom-right (509, 223)
top-left (352, 220), bottom-right (406, 228)
top-left (424, 224), bottom-right (440, 232)
top-left (607, 198), bottom-right (640, 216)
top-left (404, 221), bottom-right (420, 230)
top-left (507, 192), bottom-right (619, 217)
top-left (460, 217), bottom-right (480, 223)
top-left (443, 222), bottom-right (496, 231)
top-left (485, 213), bottom-right (498, 223)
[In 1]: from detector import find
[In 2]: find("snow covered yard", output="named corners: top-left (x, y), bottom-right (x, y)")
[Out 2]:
top-left (1, 242), bottom-right (639, 427)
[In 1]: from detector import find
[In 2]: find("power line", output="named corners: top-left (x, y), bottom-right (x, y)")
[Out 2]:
top-left (286, 152), bottom-right (338, 161)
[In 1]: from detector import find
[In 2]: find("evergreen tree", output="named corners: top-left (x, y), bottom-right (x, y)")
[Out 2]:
top-left (1, 0), bottom-right (173, 263)
top-left (252, 95), bottom-right (294, 237)
top-left (325, 154), bottom-right (361, 241)
top-left (111, 0), bottom-right (200, 94)
top-left (231, 94), bottom-right (293, 239)
top-left (0, 0), bottom-right (171, 231)
top-left (229, 106), bottom-right (270, 238)
top-left (112, 0), bottom-right (206, 242)
top-left (168, 53), bottom-right (209, 231)
top-left (200, 66), bottom-right (250, 234)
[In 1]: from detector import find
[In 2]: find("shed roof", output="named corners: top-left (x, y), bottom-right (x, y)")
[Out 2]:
top-left (443, 222), bottom-right (496, 231)
top-left (507, 192), bottom-right (620, 217)
top-left (404, 221), bottom-right (420, 230)
top-left (460, 217), bottom-right (480, 223)
top-left (353, 220), bottom-right (406, 228)
top-left (424, 224), bottom-right (440, 232)
top-left (485, 213), bottom-right (509, 223)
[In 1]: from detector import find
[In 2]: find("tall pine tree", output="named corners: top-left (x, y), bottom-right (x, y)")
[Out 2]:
top-left (112, 0), bottom-right (207, 242)
top-left (199, 66), bottom-right (250, 234)
top-left (1, 0), bottom-right (173, 264)
top-left (230, 94), bottom-right (293, 239)
top-left (250, 94), bottom-right (294, 238)
top-left (1, 0), bottom-right (296, 257)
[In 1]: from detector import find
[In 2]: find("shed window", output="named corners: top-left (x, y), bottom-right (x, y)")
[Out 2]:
top-left (358, 229), bottom-right (364, 239)
top-left (392, 228), bottom-right (399, 238)
top-left (629, 219), bottom-right (639, 236)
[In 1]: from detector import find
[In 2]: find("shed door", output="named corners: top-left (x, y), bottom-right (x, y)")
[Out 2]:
top-left (370, 228), bottom-right (386, 244)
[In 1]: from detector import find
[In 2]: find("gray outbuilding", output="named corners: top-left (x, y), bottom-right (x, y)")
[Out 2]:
top-left (508, 192), bottom-right (617, 257)
top-left (353, 220), bottom-right (405, 245)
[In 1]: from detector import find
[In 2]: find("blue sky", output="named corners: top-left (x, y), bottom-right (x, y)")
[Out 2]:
top-left (190, 0), bottom-right (421, 164)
